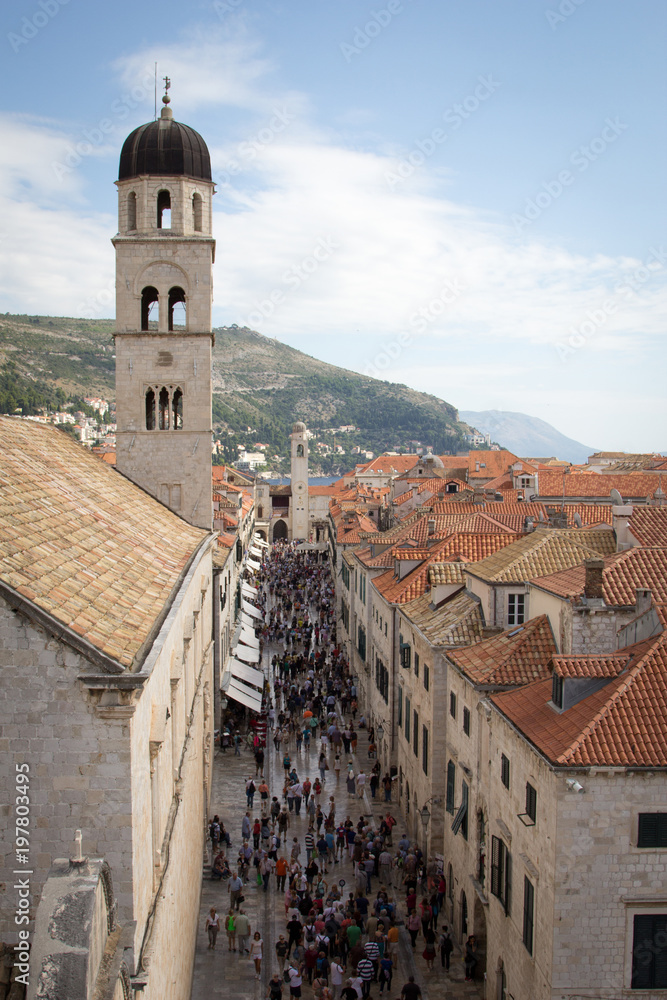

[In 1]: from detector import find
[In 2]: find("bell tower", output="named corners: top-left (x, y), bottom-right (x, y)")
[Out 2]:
top-left (290, 421), bottom-right (309, 540)
top-left (112, 81), bottom-right (214, 530)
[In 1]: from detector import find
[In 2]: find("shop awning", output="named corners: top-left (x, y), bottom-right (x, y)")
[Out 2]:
top-left (227, 678), bottom-right (263, 712)
top-left (253, 534), bottom-right (269, 547)
top-left (234, 644), bottom-right (261, 664)
top-left (240, 612), bottom-right (256, 629)
top-left (229, 657), bottom-right (264, 688)
top-left (242, 600), bottom-right (263, 620)
top-left (250, 546), bottom-right (263, 558)
top-left (241, 582), bottom-right (258, 597)
top-left (246, 558), bottom-right (261, 571)
top-left (239, 626), bottom-right (259, 648)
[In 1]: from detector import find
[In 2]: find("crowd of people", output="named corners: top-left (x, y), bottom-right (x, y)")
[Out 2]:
top-left (203, 541), bottom-right (475, 996)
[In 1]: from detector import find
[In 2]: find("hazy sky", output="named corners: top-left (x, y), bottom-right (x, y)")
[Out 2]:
top-left (2, 0), bottom-right (665, 450)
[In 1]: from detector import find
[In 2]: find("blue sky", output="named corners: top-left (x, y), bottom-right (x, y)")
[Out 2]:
top-left (1, 0), bottom-right (665, 450)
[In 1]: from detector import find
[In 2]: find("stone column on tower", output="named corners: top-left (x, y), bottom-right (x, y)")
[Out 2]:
top-left (111, 88), bottom-right (214, 530)
top-left (290, 421), bottom-right (309, 540)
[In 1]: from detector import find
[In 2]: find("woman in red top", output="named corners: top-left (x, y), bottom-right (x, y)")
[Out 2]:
top-left (252, 818), bottom-right (261, 849)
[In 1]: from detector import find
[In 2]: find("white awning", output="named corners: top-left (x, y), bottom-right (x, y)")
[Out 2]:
top-left (240, 612), bottom-right (256, 629)
top-left (242, 600), bottom-right (263, 620)
top-left (229, 657), bottom-right (264, 688)
top-left (250, 546), bottom-right (263, 557)
top-left (253, 534), bottom-right (269, 547)
top-left (234, 644), bottom-right (261, 664)
top-left (239, 626), bottom-right (260, 648)
top-left (227, 678), bottom-right (263, 712)
top-left (246, 558), bottom-right (261, 571)
top-left (241, 582), bottom-right (258, 597)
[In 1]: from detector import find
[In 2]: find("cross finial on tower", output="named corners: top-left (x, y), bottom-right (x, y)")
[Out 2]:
top-left (162, 76), bottom-right (171, 105)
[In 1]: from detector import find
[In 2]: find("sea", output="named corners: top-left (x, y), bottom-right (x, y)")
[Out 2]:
top-left (263, 476), bottom-right (339, 485)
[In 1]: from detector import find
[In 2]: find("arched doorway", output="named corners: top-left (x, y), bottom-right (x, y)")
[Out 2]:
top-left (273, 519), bottom-right (288, 542)
top-left (256, 529), bottom-right (267, 540)
top-left (473, 894), bottom-right (487, 982)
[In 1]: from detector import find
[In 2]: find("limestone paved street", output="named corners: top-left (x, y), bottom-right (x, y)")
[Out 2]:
top-left (190, 649), bottom-right (483, 1000)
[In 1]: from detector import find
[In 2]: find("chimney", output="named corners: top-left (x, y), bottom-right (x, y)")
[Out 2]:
top-left (437, 491), bottom-right (444, 501)
top-left (427, 518), bottom-right (435, 536)
top-left (635, 588), bottom-right (652, 615)
top-left (412, 486), bottom-right (418, 498)
top-left (583, 559), bottom-right (604, 600)
top-left (475, 462), bottom-right (480, 472)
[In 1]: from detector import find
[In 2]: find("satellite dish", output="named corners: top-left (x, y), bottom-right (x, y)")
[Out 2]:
top-left (610, 489), bottom-right (623, 505)
top-left (529, 494), bottom-right (537, 502)
top-left (538, 511), bottom-right (546, 523)
top-left (573, 513), bottom-right (583, 527)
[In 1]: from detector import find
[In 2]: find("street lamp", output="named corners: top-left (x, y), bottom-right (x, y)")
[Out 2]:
top-left (376, 723), bottom-right (385, 742)
top-left (419, 802), bottom-right (431, 859)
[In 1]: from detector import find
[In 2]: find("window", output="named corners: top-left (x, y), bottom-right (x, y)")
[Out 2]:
top-left (384, 622), bottom-right (387, 637)
top-left (141, 286), bottom-right (159, 330)
top-left (296, 443), bottom-right (304, 457)
top-left (360, 575), bottom-right (366, 604)
top-left (157, 188), bottom-right (171, 229)
top-left (525, 783), bottom-right (537, 824)
top-left (501, 754), bottom-right (510, 789)
top-left (414, 653), bottom-right (419, 678)
top-left (168, 286), bottom-right (186, 330)
top-left (412, 710), bottom-right (419, 757)
top-left (463, 707), bottom-right (471, 736)
top-left (490, 836), bottom-right (511, 912)
top-left (341, 564), bottom-right (350, 590)
top-left (405, 697), bottom-right (411, 742)
top-left (400, 641), bottom-right (411, 670)
top-left (446, 760), bottom-right (455, 813)
top-left (127, 191), bottom-right (137, 230)
top-left (357, 625), bottom-right (366, 662)
top-left (145, 388), bottom-right (156, 430)
top-left (422, 726), bottom-right (428, 775)
top-left (158, 386), bottom-right (170, 430)
top-left (552, 671), bottom-right (563, 709)
top-left (398, 686), bottom-right (403, 728)
top-left (507, 593), bottom-right (525, 626)
top-left (637, 814), bottom-right (667, 848)
top-left (632, 914), bottom-right (667, 988)
top-left (450, 691), bottom-right (457, 719)
top-left (523, 877), bottom-right (535, 955)
top-left (452, 780), bottom-right (468, 839)
top-left (375, 656), bottom-right (389, 704)
top-left (423, 663), bottom-right (430, 692)
top-left (192, 192), bottom-right (203, 231)
top-left (172, 387), bottom-right (183, 429)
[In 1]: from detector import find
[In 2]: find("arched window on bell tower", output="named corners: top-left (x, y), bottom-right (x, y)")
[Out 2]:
top-left (297, 444), bottom-right (304, 457)
top-left (157, 189), bottom-right (171, 229)
top-left (172, 387), bottom-right (183, 429)
top-left (127, 191), bottom-right (137, 231)
top-left (158, 387), bottom-right (170, 430)
top-left (141, 286), bottom-right (159, 330)
top-left (145, 387), bottom-right (156, 430)
top-left (168, 286), bottom-right (186, 331)
top-left (192, 193), bottom-right (203, 232)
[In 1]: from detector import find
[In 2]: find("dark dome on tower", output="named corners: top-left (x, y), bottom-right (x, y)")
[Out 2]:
top-left (118, 108), bottom-right (211, 182)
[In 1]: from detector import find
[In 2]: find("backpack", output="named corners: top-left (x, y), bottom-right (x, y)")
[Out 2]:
top-left (283, 970), bottom-right (292, 984)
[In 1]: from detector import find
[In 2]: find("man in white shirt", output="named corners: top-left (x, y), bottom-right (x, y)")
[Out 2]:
top-left (287, 963), bottom-right (303, 998)
top-left (330, 960), bottom-right (345, 1000)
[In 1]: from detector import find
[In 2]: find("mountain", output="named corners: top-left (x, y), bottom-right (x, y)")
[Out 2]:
top-left (460, 409), bottom-right (595, 464)
top-left (0, 315), bottom-right (469, 472)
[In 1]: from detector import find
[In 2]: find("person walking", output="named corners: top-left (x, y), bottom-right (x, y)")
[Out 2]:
top-left (464, 935), bottom-right (478, 981)
top-left (422, 928), bottom-right (436, 971)
top-left (275, 934), bottom-right (289, 972)
top-left (406, 910), bottom-right (421, 949)
top-left (225, 909), bottom-right (236, 951)
top-left (268, 971), bottom-right (285, 1000)
top-left (205, 907), bottom-right (220, 950)
top-left (400, 977), bottom-right (421, 1000)
top-left (439, 925), bottom-right (453, 971)
top-left (355, 771), bottom-right (366, 799)
top-left (228, 870), bottom-right (244, 911)
top-left (250, 931), bottom-right (264, 979)
top-left (287, 961), bottom-right (304, 999)
top-left (235, 909), bottom-right (251, 955)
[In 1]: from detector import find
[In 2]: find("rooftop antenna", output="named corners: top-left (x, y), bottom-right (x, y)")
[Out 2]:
top-left (610, 488), bottom-right (623, 505)
top-left (154, 62), bottom-right (157, 120)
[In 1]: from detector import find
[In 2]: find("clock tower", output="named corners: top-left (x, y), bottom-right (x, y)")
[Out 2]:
top-left (112, 83), bottom-right (214, 530)
top-left (290, 420), bottom-right (309, 540)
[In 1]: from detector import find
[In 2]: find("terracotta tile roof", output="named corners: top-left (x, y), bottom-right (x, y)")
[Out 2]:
top-left (401, 589), bottom-right (485, 647)
top-left (627, 506), bottom-right (667, 547)
top-left (428, 563), bottom-right (466, 585)
top-left (0, 417), bottom-right (209, 670)
top-left (530, 547), bottom-right (667, 606)
top-left (358, 455), bottom-right (431, 475)
top-left (491, 632), bottom-right (667, 766)
top-left (468, 450), bottom-right (520, 480)
top-left (537, 470), bottom-right (664, 500)
top-left (430, 502), bottom-right (481, 515)
top-left (217, 531), bottom-right (236, 548)
top-left (309, 483), bottom-right (345, 496)
top-left (466, 528), bottom-right (616, 584)
top-left (447, 615), bottom-right (557, 686)
top-left (552, 655), bottom-right (627, 679)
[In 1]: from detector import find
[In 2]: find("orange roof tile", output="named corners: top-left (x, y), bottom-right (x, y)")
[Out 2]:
top-left (530, 547), bottom-right (667, 606)
top-left (627, 506), bottom-right (667, 547)
top-left (537, 470), bottom-right (664, 500)
top-left (552, 655), bottom-right (627, 679)
top-left (448, 615), bottom-right (557, 686)
top-left (468, 450), bottom-right (520, 480)
top-left (491, 632), bottom-right (667, 766)
top-left (466, 528), bottom-right (616, 584)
